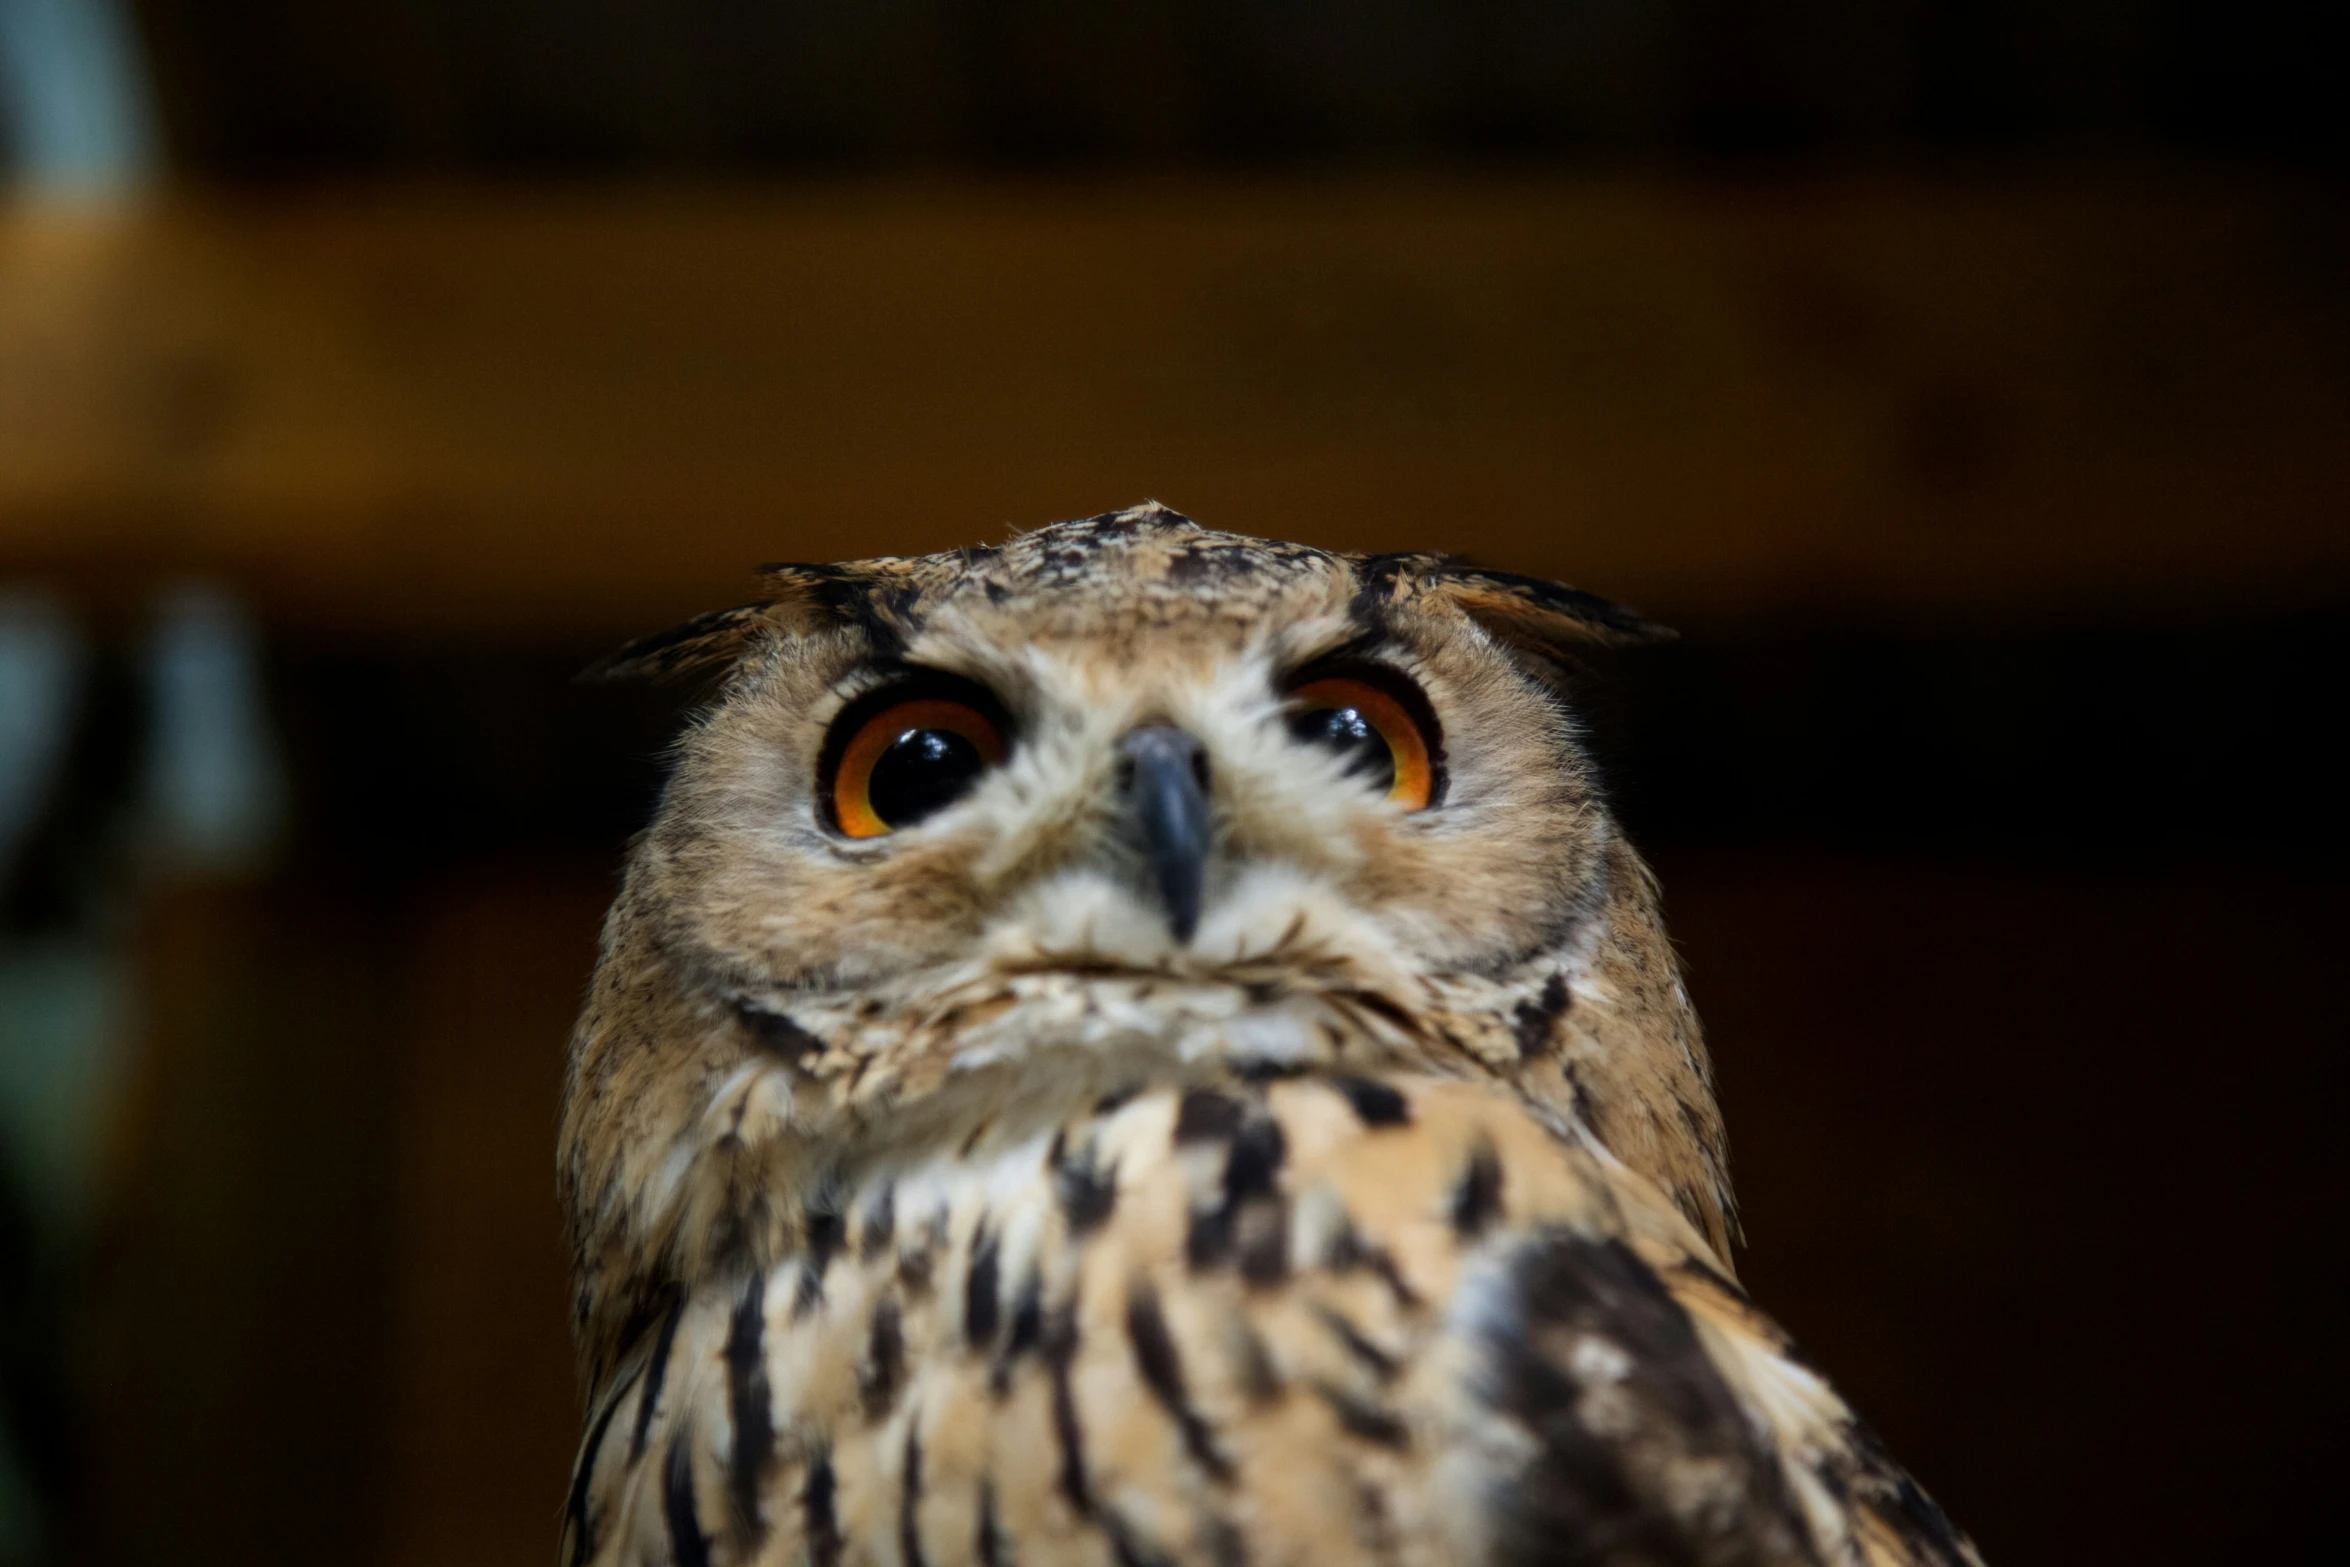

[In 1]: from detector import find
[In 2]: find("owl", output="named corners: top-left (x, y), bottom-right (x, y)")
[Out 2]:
top-left (558, 503), bottom-right (1980, 1567)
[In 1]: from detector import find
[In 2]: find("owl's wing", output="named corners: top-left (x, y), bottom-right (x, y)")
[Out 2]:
top-left (565, 1073), bottom-right (1981, 1567)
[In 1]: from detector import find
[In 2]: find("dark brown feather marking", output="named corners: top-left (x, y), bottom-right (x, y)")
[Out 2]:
top-left (861, 1295), bottom-right (905, 1420)
top-left (1235, 1323), bottom-right (1284, 1403)
top-left (975, 1479), bottom-right (1004, 1567)
top-left (792, 1260), bottom-right (827, 1319)
top-left (1329, 1075), bottom-right (1411, 1126)
top-left (1342, 988), bottom-right (1419, 1036)
top-left (795, 1204), bottom-right (845, 1317)
top-left (899, 1208), bottom-right (949, 1296)
top-left (628, 1294), bottom-right (685, 1462)
top-left (1174, 1088), bottom-right (1246, 1143)
top-left (1484, 1230), bottom-right (1807, 1567)
top-left (1361, 1245), bottom-right (1423, 1310)
top-left (1311, 1303), bottom-right (1398, 1381)
top-left (1225, 1116), bottom-right (1285, 1198)
top-left (1449, 1138), bottom-right (1504, 1238)
top-left (899, 1422), bottom-right (931, 1567)
top-left (1046, 1305), bottom-right (1093, 1514)
top-left (1316, 1383), bottom-right (1411, 1450)
top-left (1054, 1137), bottom-right (1119, 1234)
top-left (1560, 1061), bottom-right (1598, 1129)
top-left (860, 1183), bottom-right (896, 1262)
top-left (1670, 1255), bottom-right (1755, 1309)
top-left (1509, 973), bottom-right (1574, 1058)
top-left (1318, 1226), bottom-right (1422, 1314)
top-left (734, 1004), bottom-right (826, 1063)
top-left (1186, 1204), bottom-right (1232, 1268)
top-left (564, 1359), bottom-right (639, 1567)
top-left (1125, 1281), bottom-right (1234, 1482)
top-left (1321, 1215), bottom-right (1365, 1271)
top-left (724, 1273), bottom-right (774, 1544)
top-left (1103, 1511), bottom-right (1174, 1567)
top-left (662, 1434), bottom-right (712, 1567)
top-left (1203, 1514), bottom-right (1251, 1567)
top-left (1189, 1114), bottom-right (1288, 1270)
top-left (803, 1449), bottom-right (842, 1567)
top-left (1237, 1197), bottom-right (1290, 1286)
top-left (965, 1223), bottom-right (1001, 1348)
top-left (993, 1270), bottom-right (1044, 1396)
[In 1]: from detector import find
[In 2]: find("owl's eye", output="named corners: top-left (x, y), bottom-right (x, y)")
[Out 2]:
top-left (825, 692), bottom-right (1008, 838)
top-left (1285, 674), bottom-right (1439, 809)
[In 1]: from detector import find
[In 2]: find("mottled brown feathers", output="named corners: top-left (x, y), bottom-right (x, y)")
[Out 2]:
top-left (560, 503), bottom-right (1978, 1566)
top-left (564, 1075), bottom-right (1976, 1567)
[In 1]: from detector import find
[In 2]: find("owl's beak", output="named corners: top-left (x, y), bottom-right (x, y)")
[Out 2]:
top-left (1117, 725), bottom-right (1211, 944)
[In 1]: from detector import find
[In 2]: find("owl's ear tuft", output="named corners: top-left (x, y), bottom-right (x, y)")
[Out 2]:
top-left (1359, 554), bottom-right (1674, 659)
top-left (758, 556), bottom-right (942, 658)
top-left (1431, 566), bottom-right (1675, 651)
top-left (579, 603), bottom-right (779, 682)
top-left (585, 556), bottom-right (946, 681)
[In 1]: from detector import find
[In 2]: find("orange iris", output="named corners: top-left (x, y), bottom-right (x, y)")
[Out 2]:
top-left (1288, 676), bottom-right (1435, 809)
top-left (831, 698), bottom-right (1007, 838)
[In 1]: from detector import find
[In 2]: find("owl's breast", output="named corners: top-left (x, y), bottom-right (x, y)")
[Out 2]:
top-left (565, 1071), bottom-right (1975, 1567)
top-left (756, 960), bottom-right (1513, 1178)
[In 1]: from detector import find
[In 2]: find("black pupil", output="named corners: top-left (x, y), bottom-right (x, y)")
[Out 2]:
top-left (1290, 705), bottom-right (1394, 793)
top-left (866, 727), bottom-right (987, 827)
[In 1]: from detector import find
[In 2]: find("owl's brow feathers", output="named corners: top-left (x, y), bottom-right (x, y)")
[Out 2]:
top-left (581, 517), bottom-right (1670, 685)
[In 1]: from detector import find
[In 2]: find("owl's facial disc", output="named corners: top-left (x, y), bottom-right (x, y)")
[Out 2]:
top-left (649, 516), bottom-right (1630, 1051)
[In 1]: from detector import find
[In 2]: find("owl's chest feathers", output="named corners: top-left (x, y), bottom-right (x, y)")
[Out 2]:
top-left (575, 881), bottom-right (1730, 1375)
top-left (716, 972), bottom-right (1472, 1188)
top-left (671, 956), bottom-right (1641, 1287)
top-left (568, 1070), bottom-right (1915, 1567)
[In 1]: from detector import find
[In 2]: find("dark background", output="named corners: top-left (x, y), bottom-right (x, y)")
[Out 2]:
top-left (125, 0), bottom-right (2348, 171)
top-left (2, 4), bottom-right (2344, 1565)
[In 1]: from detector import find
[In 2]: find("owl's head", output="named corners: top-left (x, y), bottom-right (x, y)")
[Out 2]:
top-left (563, 504), bottom-right (1729, 1368)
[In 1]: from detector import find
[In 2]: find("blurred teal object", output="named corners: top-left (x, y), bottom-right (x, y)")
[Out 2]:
top-left (0, 594), bottom-right (79, 882)
top-left (141, 586), bottom-right (288, 876)
top-left (0, 582), bottom-right (284, 1566)
top-left (1, 583), bottom-right (287, 1227)
top-left (0, 0), bottom-right (156, 194)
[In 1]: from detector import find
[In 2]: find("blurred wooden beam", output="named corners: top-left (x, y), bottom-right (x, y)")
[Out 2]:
top-left (4, 176), bottom-right (2345, 636)
top-left (383, 876), bottom-right (598, 1567)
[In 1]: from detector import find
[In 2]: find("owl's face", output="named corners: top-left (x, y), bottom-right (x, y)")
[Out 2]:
top-left (640, 509), bottom-right (1648, 1033)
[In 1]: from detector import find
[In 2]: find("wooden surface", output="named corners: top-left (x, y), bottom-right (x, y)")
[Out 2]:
top-left (5, 176), bottom-right (2345, 635)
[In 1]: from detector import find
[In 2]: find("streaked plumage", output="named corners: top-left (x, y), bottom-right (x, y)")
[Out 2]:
top-left (560, 504), bottom-right (1980, 1566)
